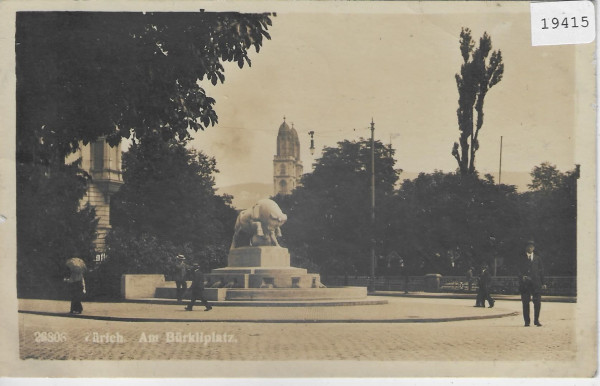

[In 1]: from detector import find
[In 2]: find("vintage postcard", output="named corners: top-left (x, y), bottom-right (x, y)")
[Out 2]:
top-left (0, 0), bottom-right (596, 379)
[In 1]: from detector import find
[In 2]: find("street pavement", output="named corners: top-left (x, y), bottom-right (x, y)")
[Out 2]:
top-left (18, 296), bottom-right (577, 362)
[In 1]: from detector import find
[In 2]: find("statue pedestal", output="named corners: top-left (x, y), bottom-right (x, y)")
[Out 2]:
top-left (153, 246), bottom-right (372, 303)
top-left (227, 246), bottom-right (291, 267)
top-left (207, 246), bottom-right (322, 289)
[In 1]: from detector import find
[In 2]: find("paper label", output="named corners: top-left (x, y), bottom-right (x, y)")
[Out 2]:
top-left (530, 1), bottom-right (596, 46)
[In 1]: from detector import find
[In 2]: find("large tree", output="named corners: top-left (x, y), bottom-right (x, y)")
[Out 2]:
top-left (16, 160), bottom-right (98, 298)
top-left (274, 139), bottom-right (400, 276)
top-left (516, 163), bottom-right (578, 276)
top-left (16, 11), bottom-right (273, 164)
top-left (16, 12), bottom-right (272, 297)
top-left (452, 28), bottom-right (504, 175)
top-left (393, 172), bottom-right (520, 276)
top-left (94, 136), bottom-right (236, 297)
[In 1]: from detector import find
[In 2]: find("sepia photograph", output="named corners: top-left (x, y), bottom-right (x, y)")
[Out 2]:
top-left (0, 0), bottom-right (596, 379)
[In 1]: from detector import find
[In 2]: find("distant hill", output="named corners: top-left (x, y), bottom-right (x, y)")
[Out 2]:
top-left (217, 182), bottom-right (273, 210)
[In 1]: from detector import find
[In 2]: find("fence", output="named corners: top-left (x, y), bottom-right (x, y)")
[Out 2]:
top-left (324, 275), bottom-right (576, 296)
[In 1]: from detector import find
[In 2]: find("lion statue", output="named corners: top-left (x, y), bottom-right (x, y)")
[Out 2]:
top-left (230, 199), bottom-right (287, 249)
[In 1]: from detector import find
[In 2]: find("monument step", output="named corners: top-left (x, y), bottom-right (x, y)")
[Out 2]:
top-left (131, 297), bottom-right (388, 307)
top-left (224, 287), bottom-right (367, 301)
top-left (154, 286), bottom-right (368, 301)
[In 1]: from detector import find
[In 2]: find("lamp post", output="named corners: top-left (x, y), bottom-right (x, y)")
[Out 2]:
top-left (368, 119), bottom-right (376, 292)
top-left (489, 234), bottom-right (497, 276)
top-left (499, 136), bottom-right (503, 184)
top-left (308, 131), bottom-right (315, 155)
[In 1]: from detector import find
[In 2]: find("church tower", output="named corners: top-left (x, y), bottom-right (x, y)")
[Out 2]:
top-left (273, 118), bottom-right (303, 195)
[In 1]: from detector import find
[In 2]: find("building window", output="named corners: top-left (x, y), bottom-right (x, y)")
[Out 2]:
top-left (279, 180), bottom-right (288, 194)
top-left (280, 164), bottom-right (286, 175)
top-left (91, 140), bottom-right (104, 172)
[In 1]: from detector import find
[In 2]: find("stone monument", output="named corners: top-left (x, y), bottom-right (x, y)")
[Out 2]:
top-left (206, 199), bottom-right (324, 292)
top-left (151, 198), bottom-right (371, 302)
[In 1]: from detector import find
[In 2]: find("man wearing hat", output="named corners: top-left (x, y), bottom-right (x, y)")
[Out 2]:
top-left (479, 264), bottom-right (495, 308)
top-left (185, 263), bottom-right (212, 312)
top-left (517, 240), bottom-right (546, 327)
top-left (173, 254), bottom-right (188, 303)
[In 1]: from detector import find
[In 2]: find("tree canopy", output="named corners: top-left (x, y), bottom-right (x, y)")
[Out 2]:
top-left (16, 160), bottom-right (98, 297)
top-left (274, 139), bottom-right (400, 276)
top-left (393, 172), bottom-right (520, 275)
top-left (517, 163), bottom-right (578, 275)
top-left (111, 136), bottom-right (236, 261)
top-left (95, 136), bottom-right (237, 296)
top-left (16, 11), bottom-right (273, 165)
top-left (275, 146), bottom-right (576, 279)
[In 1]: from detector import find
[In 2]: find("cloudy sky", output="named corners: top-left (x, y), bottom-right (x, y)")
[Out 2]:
top-left (187, 3), bottom-right (586, 189)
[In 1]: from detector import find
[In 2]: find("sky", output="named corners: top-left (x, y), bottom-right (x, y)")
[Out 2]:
top-left (186, 3), bottom-right (584, 189)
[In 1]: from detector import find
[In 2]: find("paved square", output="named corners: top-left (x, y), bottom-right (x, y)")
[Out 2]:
top-left (18, 297), bottom-right (576, 361)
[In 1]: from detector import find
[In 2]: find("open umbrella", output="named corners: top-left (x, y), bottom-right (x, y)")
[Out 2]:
top-left (66, 257), bottom-right (87, 275)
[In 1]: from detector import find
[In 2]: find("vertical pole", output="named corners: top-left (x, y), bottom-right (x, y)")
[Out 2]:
top-left (499, 136), bottom-right (503, 184)
top-left (369, 119), bottom-right (376, 292)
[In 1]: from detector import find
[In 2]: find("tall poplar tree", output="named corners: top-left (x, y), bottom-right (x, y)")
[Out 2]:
top-left (452, 28), bottom-right (504, 175)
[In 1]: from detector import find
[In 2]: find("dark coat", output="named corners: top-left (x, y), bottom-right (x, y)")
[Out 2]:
top-left (517, 252), bottom-right (545, 293)
top-left (479, 269), bottom-right (492, 290)
top-left (190, 269), bottom-right (205, 291)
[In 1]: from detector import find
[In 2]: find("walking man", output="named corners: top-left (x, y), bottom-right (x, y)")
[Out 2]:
top-left (474, 267), bottom-right (483, 307)
top-left (173, 254), bottom-right (188, 303)
top-left (185, 263), bottom-right (212, 312)
top-left (479, 264), bottom-right (495, 308)
top-left (518, 240), bottom-right (546, 327)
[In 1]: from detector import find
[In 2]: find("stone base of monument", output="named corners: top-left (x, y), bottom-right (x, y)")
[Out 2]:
top-left (153, 286), bottom-right (368, 302)
top-left (205, 246), bottom-right (327, 290)
top-left (152, 246), bottom-right (372, 304)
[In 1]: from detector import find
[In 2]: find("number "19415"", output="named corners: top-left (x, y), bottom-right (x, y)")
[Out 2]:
top-left (542, 16), bottom-right (590, 29)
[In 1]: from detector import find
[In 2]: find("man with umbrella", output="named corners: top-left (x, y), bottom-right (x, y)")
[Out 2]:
top-left (64, 257), bottom-right (86, 314)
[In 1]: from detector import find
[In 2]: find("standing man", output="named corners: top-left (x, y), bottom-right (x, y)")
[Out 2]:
top-left (466, 267), bottom-right (474, 292)
top-left (185, 263), bottom-right (212, 312)
top-left (518, 240), bottom-right (546, 327)
top-left (173, 254), bottom-right (188, 303)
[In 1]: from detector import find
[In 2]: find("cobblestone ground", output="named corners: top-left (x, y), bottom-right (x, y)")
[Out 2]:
top-left (19, 299), bottom-right (576, 361)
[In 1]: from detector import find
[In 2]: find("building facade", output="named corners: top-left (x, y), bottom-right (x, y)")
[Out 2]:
top-left (70, 137), bottom-right (123, 262)
top-left (273, 119), bottom-right (303, 195)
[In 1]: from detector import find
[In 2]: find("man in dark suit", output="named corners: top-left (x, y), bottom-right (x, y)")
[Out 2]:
top-left (479, 264), bottom-right (495, 308)
top-left (517, 240), bottom-right (546, 327)
top-left (185, 263), bottom-right (212, 312)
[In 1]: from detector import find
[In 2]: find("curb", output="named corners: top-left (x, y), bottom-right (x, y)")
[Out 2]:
top-left (123, 298), bottom-right (388, 307)
top-left (370, 292), bottom-right (577, 303)
top-left (17, 309), bottom-right (520, 324)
